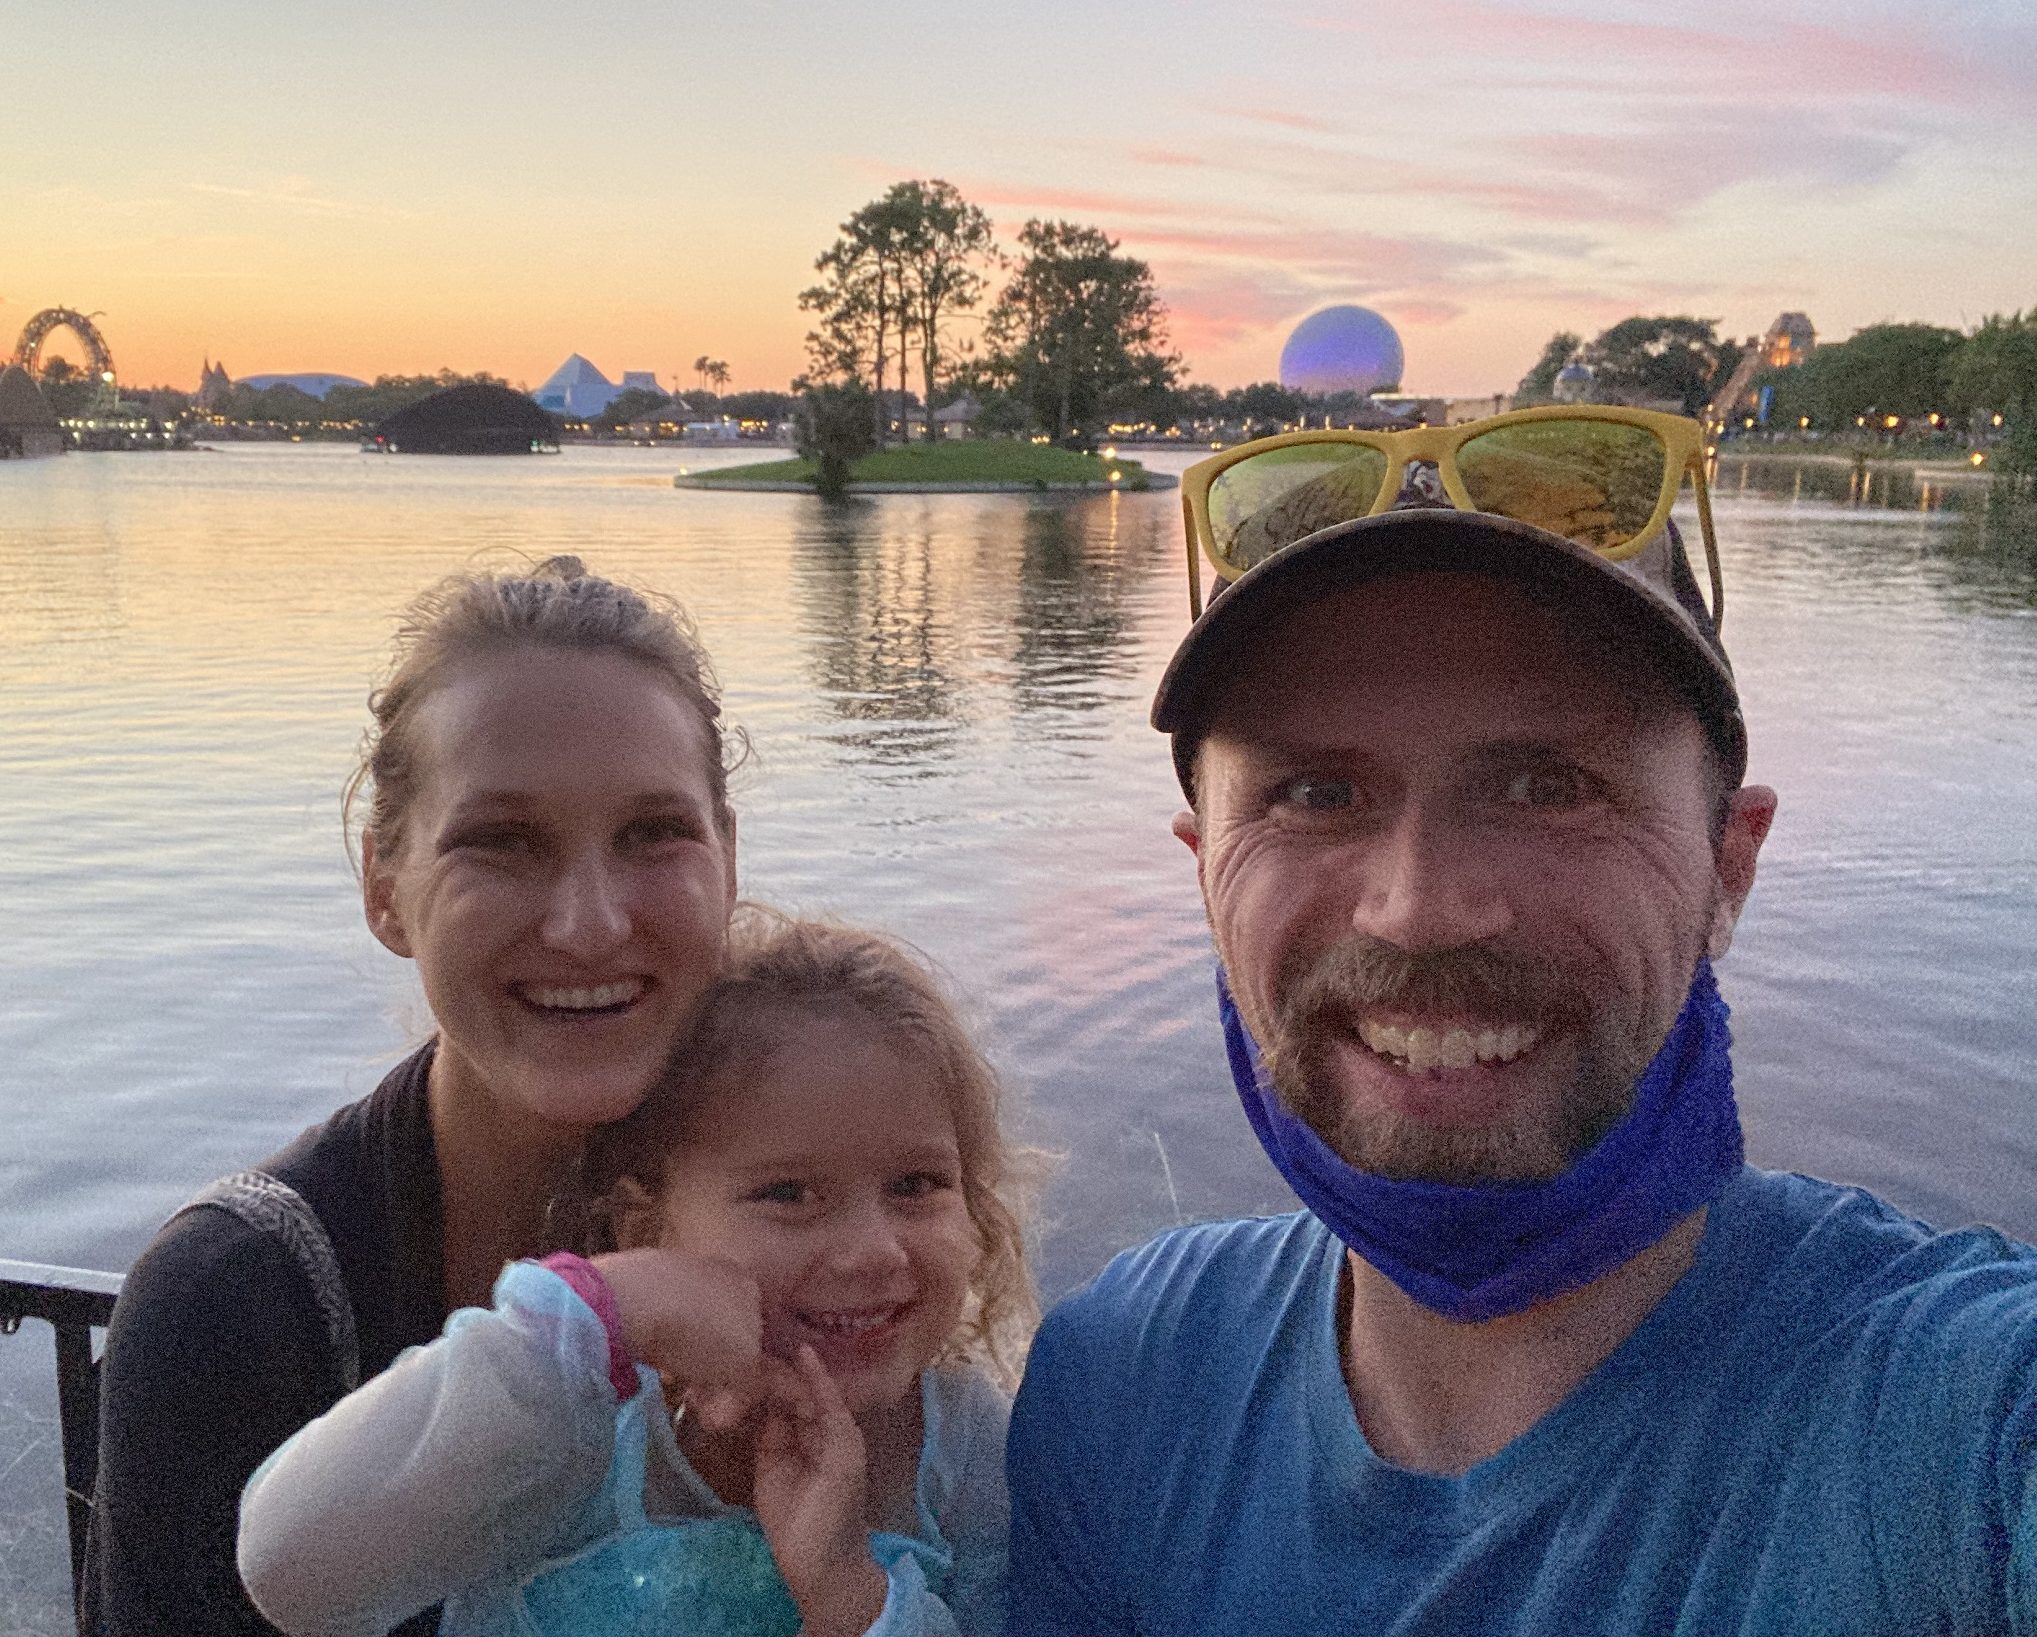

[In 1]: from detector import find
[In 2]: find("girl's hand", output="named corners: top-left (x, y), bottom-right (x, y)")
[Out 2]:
top-left (588, 1248), bottom-right (763, 1421)
top-left (753, 1346), bottom-right (888, 1637)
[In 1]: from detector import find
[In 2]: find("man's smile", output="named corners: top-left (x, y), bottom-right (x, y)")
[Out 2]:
top-left (1355, 1015), bottom-right (1544, 1073)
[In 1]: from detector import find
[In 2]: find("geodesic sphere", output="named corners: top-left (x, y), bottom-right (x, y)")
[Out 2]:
top-left (1278, 306), bottom-right (1406, 397)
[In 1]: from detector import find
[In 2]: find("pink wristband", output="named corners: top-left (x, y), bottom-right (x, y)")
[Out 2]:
top-left (538, 1251), bottom-right (639, 1403)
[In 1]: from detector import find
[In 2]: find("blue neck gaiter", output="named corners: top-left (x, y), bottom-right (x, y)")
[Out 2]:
top-left (1218, 960), bottom-right (1742, 1322)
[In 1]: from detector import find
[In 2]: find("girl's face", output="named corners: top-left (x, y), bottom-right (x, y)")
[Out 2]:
top-left (653, 1007), bottom-right (979, 1417)
top-left (364, 646), bottom-right (737, 1137)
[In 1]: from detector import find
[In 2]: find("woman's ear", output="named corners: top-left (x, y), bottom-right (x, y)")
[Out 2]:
top-left (361, 831), bottom-right (413, 959)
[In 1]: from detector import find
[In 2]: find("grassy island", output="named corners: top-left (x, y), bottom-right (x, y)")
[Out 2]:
top-left (675, 439), bottom-right (1164, 493)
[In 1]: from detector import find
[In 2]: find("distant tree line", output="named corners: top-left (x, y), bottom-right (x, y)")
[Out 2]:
top-left (1513, 308), bottom-right (2037, 479)
top-left (1512, 318), bottom-right (1745, 418)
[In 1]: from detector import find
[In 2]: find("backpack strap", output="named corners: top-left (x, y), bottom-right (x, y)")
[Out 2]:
top-left (177, 1170), bottom-right (361, 1393)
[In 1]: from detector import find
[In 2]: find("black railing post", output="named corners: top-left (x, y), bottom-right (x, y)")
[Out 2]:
top-left (0, 1258), bottom-right (125, 1611)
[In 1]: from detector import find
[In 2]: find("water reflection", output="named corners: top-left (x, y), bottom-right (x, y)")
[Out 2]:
top-left (1718, 456), bottom-right (2037, 617)
top-left (1008, 498), bottom-right (1168, 727)
top-left (789, 503), bottom-right (967, 772)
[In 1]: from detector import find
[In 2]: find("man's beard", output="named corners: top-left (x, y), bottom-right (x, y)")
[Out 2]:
top-left (1261, 937), bottom-right (1656, 1186)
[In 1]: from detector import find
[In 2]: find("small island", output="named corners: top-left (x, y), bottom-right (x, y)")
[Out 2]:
top-left (675, 439), bottom-right (1169, 494)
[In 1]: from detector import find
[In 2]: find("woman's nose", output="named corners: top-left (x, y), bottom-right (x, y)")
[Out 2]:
top-left (540, 851), bottom-right (631, 956)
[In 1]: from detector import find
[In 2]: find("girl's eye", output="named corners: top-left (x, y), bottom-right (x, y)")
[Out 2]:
top-left (890, 1170), bottom-right (955, 1200)
top-left (749, 1180), bottom-right (810, 1207)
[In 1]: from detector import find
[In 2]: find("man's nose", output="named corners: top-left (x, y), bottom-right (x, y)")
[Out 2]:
top-left (1348, 809), bottom-right (1512, 952)
top-left (540, 849), bottom-right (631, 956)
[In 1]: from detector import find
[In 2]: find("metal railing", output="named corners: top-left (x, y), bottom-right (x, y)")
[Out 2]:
top-left (0, 1257), bottom-right (124, 1607)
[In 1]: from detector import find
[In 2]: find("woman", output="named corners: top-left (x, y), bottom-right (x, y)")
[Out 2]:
top-left (82, 556), bottom-right (742, 1635)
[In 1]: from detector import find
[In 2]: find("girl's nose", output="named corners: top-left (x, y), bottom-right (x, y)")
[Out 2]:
top-left (825, 1202), bottom-right (912, 1278)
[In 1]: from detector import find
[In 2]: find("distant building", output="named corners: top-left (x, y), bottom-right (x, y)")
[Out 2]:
top-left (533, 355), bottom-right (659, 418)
top-left (195, 359), bottom-right (233, 412)
top-left (237, 372), bottom-right (368, 400)
top-left (1762, 313), bottom-right (1815, 371)
top-left (1707, 312), bottom-right (1817, 423)
top-left (0, 364), bottom-right (66, 458)
top-left (933, 394), bottom-right (980, 440)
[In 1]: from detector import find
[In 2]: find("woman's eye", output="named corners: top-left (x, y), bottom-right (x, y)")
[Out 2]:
top-left (623, 814), bottom-right (697, 847)
top-left (750, 1180), bottom-right (809, 1206)
top-left (1273, 776), bottom-right (1355, 813)
top-left (451, 826), bottom-right (531, 853)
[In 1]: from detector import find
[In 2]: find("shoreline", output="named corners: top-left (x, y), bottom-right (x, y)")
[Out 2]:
top-left (673, 473), bottom-right (1177, 494)
top-left (1716, 448), bottom-right (1993, 480)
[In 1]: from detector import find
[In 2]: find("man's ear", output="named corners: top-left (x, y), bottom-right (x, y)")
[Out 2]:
top-left (1171, 808), bottom-right (1201, 857)
top-left (361, 831), bottom-right (414, 959)
top-left (1707, 784), bottom-right (1777, 959)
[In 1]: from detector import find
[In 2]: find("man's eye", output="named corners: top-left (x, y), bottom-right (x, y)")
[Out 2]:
top-left (1274, 776), bottom-right (1355, 812)
top-left (1500, 767), bottom-right (1593, 809)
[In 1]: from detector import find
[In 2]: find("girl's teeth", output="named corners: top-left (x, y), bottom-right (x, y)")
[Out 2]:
top-left (803, 1308), bottom-right (897, 1337)
top-left (1357, 1018), bottom-right (1543, 1072)
top-left (529, 981), bottom-right (640, 1011)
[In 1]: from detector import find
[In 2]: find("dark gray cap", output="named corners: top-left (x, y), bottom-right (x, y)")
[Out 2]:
top-left (1151, 506), bottom-right (1745, 799)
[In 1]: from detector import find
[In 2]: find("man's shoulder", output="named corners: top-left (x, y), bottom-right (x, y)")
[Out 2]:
top-left (1719, 1166), bottom-right (2037, 1382)
top-left (1035, 1211), bottom-right (1332, 1366)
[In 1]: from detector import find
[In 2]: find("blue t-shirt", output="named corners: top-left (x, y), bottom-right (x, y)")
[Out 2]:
top-left (1007, 1168), bottom-right (2037, 1634)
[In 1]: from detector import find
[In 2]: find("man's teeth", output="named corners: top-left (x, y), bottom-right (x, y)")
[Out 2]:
top-left (800, 1307), bottom-right (900, 1337)
top-left (1357, 1019), bottom-right (1541, 1072)
top-left (527, 980), bottom-right (642, 1012)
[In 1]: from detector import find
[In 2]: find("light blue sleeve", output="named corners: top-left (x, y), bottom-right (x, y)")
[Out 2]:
top-left (857, 1366), bottom-right (1010, 1637)
top-left (237, 1260), bottom-right (624, 1637)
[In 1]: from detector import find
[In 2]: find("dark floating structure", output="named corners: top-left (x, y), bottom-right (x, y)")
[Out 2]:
top-left (0, 364), bottom-right (66, 459)
top-left (366, 383), bottom-right (560, 455)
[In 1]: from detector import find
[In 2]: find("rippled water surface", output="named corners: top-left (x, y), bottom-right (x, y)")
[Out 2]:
top-left (3, 444), bottom-right (2036, 1624)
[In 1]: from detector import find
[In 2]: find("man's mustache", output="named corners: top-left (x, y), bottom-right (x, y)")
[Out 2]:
top-left (1272, 936), bottom-right (1590, 1054)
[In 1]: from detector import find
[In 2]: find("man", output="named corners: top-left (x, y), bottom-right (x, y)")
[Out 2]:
top-left (1007, 427), bottom-right (2037, 1633)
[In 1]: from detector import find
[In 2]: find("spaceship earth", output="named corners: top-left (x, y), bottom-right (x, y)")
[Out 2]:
top-left (1278, 305), bottom-right (1406, 397)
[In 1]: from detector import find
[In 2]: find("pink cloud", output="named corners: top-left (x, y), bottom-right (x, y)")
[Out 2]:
top-left (1298, 2), bottom-right (2035, 106)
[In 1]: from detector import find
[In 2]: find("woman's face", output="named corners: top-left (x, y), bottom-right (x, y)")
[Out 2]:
top-left (364, 646), bottom-right (737, 1138)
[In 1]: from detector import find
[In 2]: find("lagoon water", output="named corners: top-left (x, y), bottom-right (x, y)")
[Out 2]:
top-left (3, 442), bottom-right (2036, 1626)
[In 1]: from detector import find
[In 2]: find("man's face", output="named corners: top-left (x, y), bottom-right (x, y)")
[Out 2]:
top-left (1175, 572), bottom-right (1773, 1185)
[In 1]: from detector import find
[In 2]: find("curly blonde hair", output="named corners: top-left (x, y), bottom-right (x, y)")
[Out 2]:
top-left (572, 907), bottom-right (1042, 1388)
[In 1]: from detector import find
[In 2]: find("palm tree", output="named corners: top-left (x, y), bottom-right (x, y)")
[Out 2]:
top-left (707, 360), bottom-right (731, 393)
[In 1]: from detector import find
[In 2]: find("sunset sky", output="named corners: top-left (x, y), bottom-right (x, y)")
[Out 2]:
top-left (6, 0), bottom-right (2033, 397)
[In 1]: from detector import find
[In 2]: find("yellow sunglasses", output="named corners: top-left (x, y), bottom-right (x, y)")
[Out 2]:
top-left (1179, 404), bottom-right (1723, 623)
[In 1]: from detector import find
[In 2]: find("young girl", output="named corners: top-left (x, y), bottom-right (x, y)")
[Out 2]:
top-left (237, 911), bottom-right (1037, 1637)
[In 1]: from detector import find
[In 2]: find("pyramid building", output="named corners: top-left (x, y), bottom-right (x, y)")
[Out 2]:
top-left (533, 355), bottom-right (665, 418)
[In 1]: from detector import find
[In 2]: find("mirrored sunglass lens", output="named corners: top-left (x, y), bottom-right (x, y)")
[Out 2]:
top-left (1207, 444), bottom-right (1389, 570)
top-left (1456, 421), bottom-right (1667, 551)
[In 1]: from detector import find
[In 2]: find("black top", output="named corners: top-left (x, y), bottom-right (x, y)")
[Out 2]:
top-left (82, 1046), bottom-right (447, 1636)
